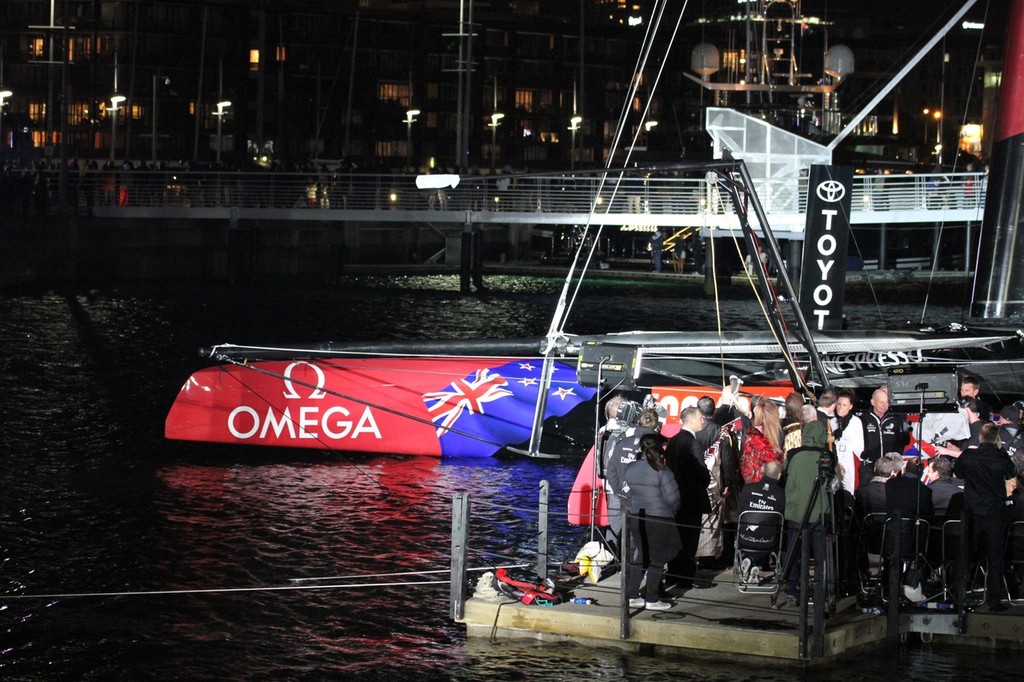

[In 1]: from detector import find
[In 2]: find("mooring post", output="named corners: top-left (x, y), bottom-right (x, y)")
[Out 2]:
top-left (537, 480), bottom-right (549, 580)
top-left (956, 507), bottom-right (969, 634)
top-left (450, 492), bottom-right (470, 620)
top-left (798, 525), bottom-right (810, 659)
top-left (620, 512), bottom-right (631, 640)
top-left (812, 524), bottom-right (826, 658)
top-left (887, 511), bottom-right (902, 636)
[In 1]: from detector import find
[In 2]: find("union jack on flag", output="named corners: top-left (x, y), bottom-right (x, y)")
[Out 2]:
top-left (423, 368), bottom-right (514, 437)
top-left (421, 360), bottom-right (596, 457)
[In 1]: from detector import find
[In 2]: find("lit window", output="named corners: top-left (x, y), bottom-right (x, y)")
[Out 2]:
top-left (29, 101), bottom-right (46, 123)
top-left (377, 83), bottom-right (410, 105)
top-left (515, 89), bottom-right (534, 113)
top-left (249, 49), bottom-right (260, 71)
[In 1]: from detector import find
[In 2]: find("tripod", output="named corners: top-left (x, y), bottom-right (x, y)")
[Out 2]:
top-left (779, 449), bottom-right (838, 617)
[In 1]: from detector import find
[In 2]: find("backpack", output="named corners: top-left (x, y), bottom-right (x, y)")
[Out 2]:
top-left (493, 567), bottom-right (564, 606)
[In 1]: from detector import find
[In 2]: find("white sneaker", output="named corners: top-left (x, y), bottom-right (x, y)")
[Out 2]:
top-left (740, 557), bottom-right (752, 582)
top-left (644, 600), bottom-right (672, 610)
top-left (628, 597), bottom-right (646, 608)
top-left (748, 566), bottom-right (760, 584)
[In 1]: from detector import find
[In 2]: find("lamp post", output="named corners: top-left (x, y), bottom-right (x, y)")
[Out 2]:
top-left (214, 100), bottom-right (231, 164)
top-left (643, 120), bottom-right (658, 151)
top-left (403, 108), bottom-right (420, 171)
top-left (152, 74), bottom-right (169, 167)
top-left (488, 111), bottom-right (504, 169)
top-left (569, 115), bottom-right (582, 170)
top-left (109, 94), bottom-right (126, 162)
top-left (0, 89), bottom-right (12, 148)
top-left (933, 109), bottom-right (943, 164)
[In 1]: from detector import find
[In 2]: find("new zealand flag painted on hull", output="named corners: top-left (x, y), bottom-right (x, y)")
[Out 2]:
top-left (423, 360), bottom-right (596, 457)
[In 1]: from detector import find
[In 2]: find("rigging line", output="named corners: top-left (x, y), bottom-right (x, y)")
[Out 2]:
top-left (469, 499), bottom-right (552, 515)
top-left (290, 564), bottom-right (531, 583)
top-left (208, 342), bottom-right (544, 362)
top-left (210, 357), bottom-right (586, 389)
top-left (553, 1), bottom-right (670, 333)
top-left (4, 579), bottom-right (452, 601)
top-left (720, 174), bottom-right (810, 396)
top-left (838, 5), bottom-right (955, 119)
top-left (560, 1), bottom-right (691, 331)
top-left (557, 0), bottom-right (686, 333)
top-left (922, 0), bottom-right (992, 325)
top-left (709, 215), bottom-right (727, 388)
top-left (313, 17), bottom-right (356, 145)
top-left (543, 4), bottom-right (675, 315)
top-left (725, 221), bottom-right (788, 369)
top-left (214, 358), bottom-right (524, 450)
top-left (739, 227), bottom-right (809, 393)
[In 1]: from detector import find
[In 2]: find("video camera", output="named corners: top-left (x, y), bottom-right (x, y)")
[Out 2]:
top-left (817, 451), bottom-right (835, 481)
top-left (616, 399), bottom-right (641, 427)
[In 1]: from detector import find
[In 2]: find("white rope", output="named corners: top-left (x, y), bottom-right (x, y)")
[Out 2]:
top-left (289, 564), bottom-right (530, 583)
top-left (4, 580), bottom-right (452, 601)
top-left (6, 564), bottom-right (536, 601)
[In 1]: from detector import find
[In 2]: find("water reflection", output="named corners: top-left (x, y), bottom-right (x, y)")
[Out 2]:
top-left (0, 279), bottom-right (1015, 679)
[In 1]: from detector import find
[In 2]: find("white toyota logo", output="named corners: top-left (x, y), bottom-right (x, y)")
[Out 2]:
top-left (816, 180), bottom-right (846, 203)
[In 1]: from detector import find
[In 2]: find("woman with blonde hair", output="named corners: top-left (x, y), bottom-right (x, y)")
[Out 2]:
top-left (740, 396), bottom-right (784, 484)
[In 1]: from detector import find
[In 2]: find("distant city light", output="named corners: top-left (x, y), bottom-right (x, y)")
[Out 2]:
top-left (962, 21), bottom-right (984, 30)
top-left (628, 16), bottom-right (643, 27)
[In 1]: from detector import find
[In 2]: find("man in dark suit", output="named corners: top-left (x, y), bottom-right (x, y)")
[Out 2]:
top-left (924, 456), bottom-right (964, 517)
top-left (664, 406), bottom-right (712, 589)
top-left (954, 423), bottom-right (1016, 611)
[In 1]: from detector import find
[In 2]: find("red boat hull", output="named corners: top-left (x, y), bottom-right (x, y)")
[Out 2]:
top-left (165, 356), bottom-right (594, 457)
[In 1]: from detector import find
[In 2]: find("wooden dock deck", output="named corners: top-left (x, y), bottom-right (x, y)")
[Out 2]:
top-left (458, 568), bottom-right (1024, 663)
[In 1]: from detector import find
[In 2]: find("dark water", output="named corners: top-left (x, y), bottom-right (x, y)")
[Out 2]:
top-left (0, 275), bottom-right (1017, 680)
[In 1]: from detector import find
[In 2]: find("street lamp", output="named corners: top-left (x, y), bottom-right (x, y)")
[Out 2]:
top-left (109, 94), bottom-right (126, 162)
top-left (214, 100), bottom-right (231, 164)
top-left (0, 89), bottom-right (12, 149)
top-left (643, 120), bottom-right (658, 151)
top-left (403, 108), bottom-right (420, 171)
top-left (488, 111), bottom-right (504, 169)
top-left (568, 115), bottom-right (582, 170)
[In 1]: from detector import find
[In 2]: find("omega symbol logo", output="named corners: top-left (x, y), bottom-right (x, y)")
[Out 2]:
top-left (816, 180), bottom-right (846, 203)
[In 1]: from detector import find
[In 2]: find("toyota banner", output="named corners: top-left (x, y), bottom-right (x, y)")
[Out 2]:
top-left (799, 164), bottom-right (853, 331)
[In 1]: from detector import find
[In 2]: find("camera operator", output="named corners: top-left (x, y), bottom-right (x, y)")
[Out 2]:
top-left (600, 396), bottom-right (643, 548)
top-left (997, 403), bottom-right (1024, 458)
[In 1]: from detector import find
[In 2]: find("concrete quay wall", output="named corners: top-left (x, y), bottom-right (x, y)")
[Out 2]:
top-left (0, 214), bottom-right (533, 284)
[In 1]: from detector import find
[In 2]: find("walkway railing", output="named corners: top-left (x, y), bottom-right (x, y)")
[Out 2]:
top-left (19, 167), bottom-right (987, 234)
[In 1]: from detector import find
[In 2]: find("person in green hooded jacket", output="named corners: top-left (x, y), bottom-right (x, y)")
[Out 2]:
top-left (781, 420), bottom-right (837, 602)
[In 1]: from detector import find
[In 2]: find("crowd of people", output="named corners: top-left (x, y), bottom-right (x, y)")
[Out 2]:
top-left (598, 374), bottom-right (1024, 613)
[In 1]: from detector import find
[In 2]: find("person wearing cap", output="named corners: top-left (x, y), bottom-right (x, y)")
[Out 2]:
top-left (997, 404), bottom-right (1024, 458)
top-left (604, 408), bottom-right (662, 550)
